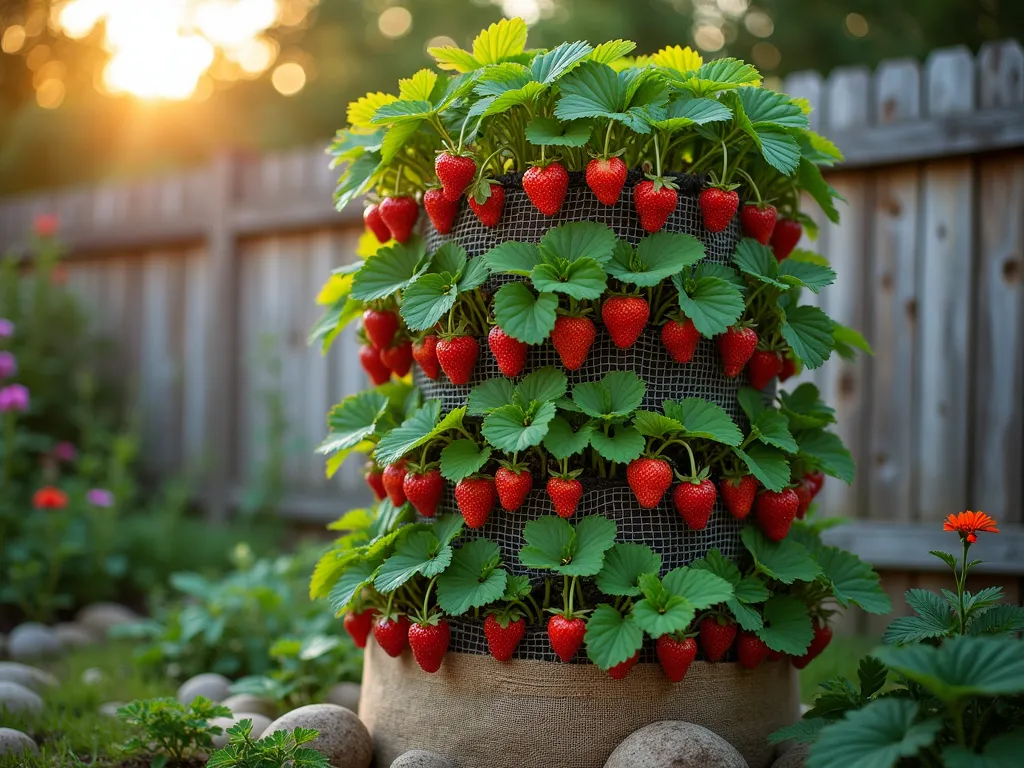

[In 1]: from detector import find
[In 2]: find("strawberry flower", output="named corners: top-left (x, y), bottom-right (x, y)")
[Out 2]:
top-left (943, 510), bottom-right (999, 544)
top-left (0, 319), bottom-right (12, 338)
top-left (87, 488), bottom-right (115, 508)
top-left (52, 441), bottom-right (77, 462)
top-left (0, 383), bottom-right (29, 413)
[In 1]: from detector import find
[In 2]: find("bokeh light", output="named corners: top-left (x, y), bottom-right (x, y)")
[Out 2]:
top-left (1, 25), bottom-right (27, 54)
top-left (378, 7), bottom-right (413, 39)
top-left (272, 61), bottom-right (307, 95)
top-left (845, 13), bottom-right (870, 38)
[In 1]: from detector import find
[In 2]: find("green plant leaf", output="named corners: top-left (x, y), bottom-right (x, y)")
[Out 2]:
top-left (334, 151), bottom-right (382, 210)
top-left (752, 410), bottom-right (798, 453)
top-left (375, 402), bottom-right (465, 466)
top-left (472, 17), bottom-right (528, 66)
top-left (833, 322), bottom-right (874, 360)
top-left (431, 514), bottom-right (465, 547)
top-left (493, 283), bottom-right (559, 344)
top-left (351, 239), bottom-right (428, 301)
top-left (585, 604), bottom-right (644, 670)
top-left (944, 729), bottom-right (1024, 768)
top-left (782, 305), bottom-right (835, 369)
top-left (439, 439), bottom-right (492, 483)
top-left (756, 594), bottom-right (813, 655)
top-left (778, 259), bottom-right (836, 294)
top-left (663, 398), bottom-right (742, 446)
top-left (400, 272), bottom-right (459, 331)
top-left (606, 232), bottom-right (705, 287)
top-left (796, 429), bottom-right (855, 484)
top-left (518, 515), bottom-right (616, 577)
top-left (543, 416), bottom-right (596, 459)
top-left (429, 241), bottom-right (467, 275)
top-left (694, 261), bottom-right (745, 288)
top-left (737, 87), bottom-right (808, 129)
top-left (589, 423), bottom-right (645, 463)
top-left (482, 401), bottom-right (557, 452)
top-left (733, 238), bottom-right (788, 289)
top-left (757, 128), bottom-right (802, 175)
top-left (798, 157), bottom-right (841, 224)
top-left (479, 79), bottom-right (547, 117)
top-left (327, 558), bottom-right (381, 615)
top-left (515, 367), bottom-right (568, 405)
top-left (632, 410), bottom-right (685, 438)
top-left (675, 57), bottom-right (760, 96)
top-left (588, 39), bottom-right (636, 65)
top-left (737, 387), bottom-right (766, 422)
top-left (858, 655), bottom-right (889, 698)
top-left (632, 594), bottom-right (698, 638)
top-left (319, 391), bottom-right (389, 456)
top-left (808, 698), bottom-right (940, 768)
top-left (532, 40), bottom-right (594, 82)
top-left (768, 718), bottom-right (828, 746)
top-left (538, 221), bottom-right (618, 266)
top-left (689, 548), bottom-right (740, 585)
top-left (531, 257), bottom-right (608, 300)
top-left (525, 116), bottom-right (593, 147)
top-left (734, 442), bottom-right (790, 491)
top-left (742, 527), bottom-right (821, 584)
top-left (818, 546), bottom-right (891, 615)
top-left (436, 539), bottom-right (507, 615)
top-left (734, 575), bottom-right (770, 605)
top-left (484, 241), bottom-right (542, 276)
top-left (595, 542), bottom-right (662, 597)
top-left (371, 99), bottom-right (435, 125)
top-left (968, 604), bottom-right (1024, 636)
top-left (459, 257), bottom-right (490, 292)
top-left (468, 378), bottom-right (516, 416)
top-left (676, 275), bottom-right (745, 337)
top-left (662, 567), bottom-right (734, 607)
top-left (653, 95), bottom-right (732, 130)
top-left (729, 600), bottom-right (764, 632)
top-left (779, 384), bottom-right (835, 429)
top-left (572, 371), bottom-right (646, 419)
top-left (374, 531), bottom-right (452, 592)
top-left (572, 515), bottom-right (619, 576)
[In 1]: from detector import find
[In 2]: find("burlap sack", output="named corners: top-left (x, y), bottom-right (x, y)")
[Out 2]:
top-left (359, 643), bottom-right (798, 768)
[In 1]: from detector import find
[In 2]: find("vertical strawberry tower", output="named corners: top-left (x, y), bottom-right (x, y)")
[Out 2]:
top-left (312, 19), bottom-right (889, 768)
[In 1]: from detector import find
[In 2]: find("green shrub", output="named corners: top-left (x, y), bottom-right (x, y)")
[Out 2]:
top-left (207, 721), bottom-right (330, 768)
top-left (118, 696), bottom-right (231, 767)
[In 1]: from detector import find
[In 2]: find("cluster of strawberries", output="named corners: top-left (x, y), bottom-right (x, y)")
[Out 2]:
top-left (357, 307), bottom-right (412, 386)
top-left (342, 605), bottom-right (450, 674)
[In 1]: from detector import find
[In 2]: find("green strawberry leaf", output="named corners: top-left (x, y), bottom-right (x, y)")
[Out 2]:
top-left (543, 416), bottom-right (596, 459)
top-left (401, 272), bottom-right (460, 331)
top-left (555, 61), bottom-right (664, 133)
top-left (482, 401), bottom-right (557, 452)
top-left (371, 99), bottom-right (435, 125)
top-left (519, 515), bottom-right (617, 577)
top-left (662, 397), bottom-right (742, 446)
top-left (334, 151), bottom-right (382, 211)
top-left (428, 241), bottom-right (467, 276)
top-left (756, 595), bottom-right (813, 655)
top-left (502, 574), bottom-right (533, 602)
top-left (689, 548), bottom-right (740, 585)
top-left (662, 566), bottom-right (735, 608)
top-left (833, 322), bottom-right (874, 360)
top-left (493, 283), bottom-right (559, 344)
top-left (796, 429), bottom-right (855, 483)
top-left (752, 410), bottom-right (798, 453)
top-left (675, 275), bottom-right (745, 337)
top-left (732, 238), bottom-right (788, 289)
top-left (319, 390), bottom-right (390, 456)
top-left (779, 384), bottom-right (835, 429)
top-left (968, 604), bottom-right (1024, 636)
top-left (531, 257), bottom-right (608, 300)
top-left (375, 402), bottom-right (465, 466)
top-left (477, 78), bottom-right (547, 117)
top-left (538, 221), bottom-right (618, 266)
top-left (694, 262), bottom-right (746, 289)
top-left (673, 57), bottom-right (760, 97)
top-left (585, 604), bottom-right (644, 670)
top-left (778, 259), bottom-right (836, 294)
top-left (327, 557), bottom-right (382, 615)
top-left (809, 698), bottom-right (941, 768)
top-left (484, 241), bottom-right (543, 276)
top-left (374, 531), bottom-right (453, 592)
top-left (606, 232), bottom-right (705, 287)
top-left (440, 439), bottom-right (492, 483)
top-left (737, 387), bottom-right (766, 422)
top-left (309, 295), bottom-right (363, 353)
top-left (653, 94), bottom-right (732, 131)
top-left (515, 367), bottom-right (568, 406)
top-left (632, 410), bottom-right (685, 438)
top-left (734, 575), bottom-right (770, 605)
top-left (633, 594), bottom-right (698, 638)
top-left (468, 378), bottom-right (516, 416)
top-left (531, 41), bottom-right (594, 83)
top-left (588, 39), bottom-right (636, 65)
top-left (431, 514), bottom-right (465, 547)
top-left (737, 87), bottom-right (809, 130)
top-left (459, 257), bottom-right (490, 291)
top-left (817, 545), bottom-right (891, 615)
top-left (781, 305), bottom-right (835, 369)
top-left (572, 371), bottom-right (646, 420)
top-left (436, 538), bottom-right (508, 616)
top-left (472, 17), bottom-right (528, 66)
top-left (729, 600), bottom-right (765, 632)
top-left (351, 239), bottom-right (429, 301)
top-left (757, 128), bottom-right (802, 176)
top-left (742, 527), bottom-right (821, 584)
top-left (595, 542), bottom-right (662, 597)
top-left (525, 116), bottom-right (593, 147)
top-left (944, 730), bottom-right (1024, 768)
top-left (734, 442), bottom-right (790, 492)
top-left (589, 423), bottom-right (645, 463)
top-left (797, 157), bottom-right (841, 224)
top-left (883, 589), bottom-right (957, 645)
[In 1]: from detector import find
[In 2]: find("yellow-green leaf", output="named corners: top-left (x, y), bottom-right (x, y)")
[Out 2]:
top-left (472, 18), bottom-right (528, 66)
top-left (399, 69), bottom-right (438, 101)
top-left (348, 92), bottom-right (398, 130)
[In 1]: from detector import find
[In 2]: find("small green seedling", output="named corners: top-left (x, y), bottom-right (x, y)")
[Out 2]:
top-left (207, 720), bottom-right (330, 768)
top-left (117, 696), bottom-right (231, 767)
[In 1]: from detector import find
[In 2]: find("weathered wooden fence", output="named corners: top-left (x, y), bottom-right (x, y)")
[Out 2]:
top-left (1, 42), bottom-right (1022, 630)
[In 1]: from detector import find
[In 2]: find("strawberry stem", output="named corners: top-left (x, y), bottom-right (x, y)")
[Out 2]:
top-left (719, 141), bottom-right (729, 187)
top-left (456, 112), bottom-right (472, 154)
top-left (602, 121), bottom-right (614, 159)
top-left (681, 440), bottom-right (698, 480)
top-left (421, 575), bottom-right (438, 622)
top-left (735, 168), bottom-right (763, 205)
top-left (653, 133), bottom-right (663, 178)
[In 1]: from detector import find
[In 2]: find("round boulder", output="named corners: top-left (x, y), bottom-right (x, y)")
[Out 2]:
top-left (7, 623), bottom-right (60, 660)
top-left (325, 682), bottom-right (361, 713)
top-left (772, 744), bottom-right (810, 768)
top-left (177, 672), bottom-right (231, 704)
top-left (210, 713), bottom-right (272, 749)
top-left (390, 749), bottom-right (457, 768)
top-left (261, 703), bottom-right (372, 768)
top-left (221, 693), bottom-right (277, 719)
top-left (75, 603), bottom-right (140, 638)
top-left (55, 623), bottom-right (95, 650)
top-left (0, 681), bottom-right (45, 715)
top-left (0, 662), bottom-right (58, 692)
top-left (604, 721), bottom-right (748, 768)
top-left (0, 728), bottom-right (39, 757)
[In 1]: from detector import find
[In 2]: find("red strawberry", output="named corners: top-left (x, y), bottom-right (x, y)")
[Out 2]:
top-left (343, 609), bottom-right (377, 649)
top-left (602, 295), bottom-right (649, 350)
top-left (661, 317), bottom-right (701, 364)
top-left (737, 631), bottom-right (771, 669)
top-left (408, 620), bottom-right (450, 673)
top-left (673, 479), bottom-right (717, 530)
top-left (607, 651), bottom-right (640, 680)
top-left (412, 335), bottom-right (441, 380)
top-left (488, 326), bottom-right (527, 378)
top-left (548, 614), bottom-right (586, 662)
top-left (718, 326), bottom-right (758, 378)
top-left (699, 187), bottom-right (739, 232)
top-left (805, 470), bottom-right (825, 497)
top-left (436, 335), bottom-right (480, 385)
top-left (547, 477), bottom-right (584, 518)
top-left (495, 467), bottom-right (532, 512)
top-left (795, 478), bottom-right (814, 519)
top-left (779, 355), bottom-right (797, 382)
top-left (656, 635), bottom-right (698, 682)
top-left (523, 162), bottom-right (569, 216)
top-left (770, 218), bottom-right (802, 261)
top-left (363, 308), bottom-right (399, 350)
top-left (372, 614), bottom-right (410, 657)
top-left (747, 349), bottom-right (783, 390)
top-left (378, 196), bottom-right (419, 243)
top-left (423, 188), bottom-right (459, 235)
top-left (586, 157), bottom-right (628, 205)
top-left (382, 461), bottom-right (408, 506)
top-left (363, 204), bottom-right (391, 243)
top-left (756, 488), bottom-right (800, 541)
top-left (365, 464), bottom-right (386, 501)
top-left (699, 617), bottom-right (737, 662)
top-left (721, 475), bottom-right (758, 520)
top-left (435, 152), bottom-right (477, 201)
top-left (403, 468), bottom-right (444, 518)
top-left (634, 179), bottom-right (678, 232)
top-left (468, 183), bottom-right (505, 228)
top-left (551, 315), bottom-right (596, 370)
top-left (792, 620), bottom-right (833, 669)
top-left (455, 477), bottom-right (496, 528)
top-left (740, 203), bottom-right (778, 245)
top-left (359, 344), bottom-right (391, 385)
top-left (626, 457), bottom-right (673, 508)
top-left (484, 614), bottom-right (526, 661)
top-left (381, 340), bottom-right (413, 377)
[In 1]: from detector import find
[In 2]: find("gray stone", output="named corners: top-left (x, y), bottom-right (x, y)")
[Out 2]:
top-left (7, 623), bottom-right (60, 660)
top-left (0, 728), bottom-right (39, 757)
top-left (81, 667), bottom-right (105, 686)
top-left (0, 681), bottom-right (44, 715)
top-left (98, 701), bottom-right (124, 717)
top-left (390, 749), bottom-right (457, 768)
top-left (75, 603), bottom-right (140, 638)
top-left (210, 713), bottom-right (272, 748)
top-left (325, 681), bottom-right (361, 713)
top-left (772, 744), bottom-right (810, 768)
top-left (221, 693), bottom-right (277, 719)
top-left (261, 703), bottom-right (372, 768)
top-left (177, 672), bottom-right (231, 704)
top-left (604, 721), bottom-right (748, 768)
top-left (55, 623), bottom-right (96, 649)
top-left (0, 662), bottom-right (58, 692)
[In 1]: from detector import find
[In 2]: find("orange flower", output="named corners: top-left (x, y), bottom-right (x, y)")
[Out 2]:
top-left (33, 486), bottom-right (68, 510)
top-left (943, 510), bottom-right (998, 543)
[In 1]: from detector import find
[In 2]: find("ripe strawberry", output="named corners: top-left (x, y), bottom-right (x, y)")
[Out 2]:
top-left (435, 152), bottom-right (477, 201)
top-left (779, 355), bottom-right (797, 382)
top-left (423, 188), bottom-right (459, 235)
top-left (626, 457), bottom-right (673, 508)
top-left (740, 203), bottom-right (778, 245)
top-left (718, 326), bottom-right (758, 378)
top-left (673, 479), bottom-right (717, 530)
top-left (770, 218), bottom-right (802, 262)
top-left (363, 308), bottom-right (399, 350)
top-left (656, 635), bottom-right (698, 682)
top-left (495, 467), bottom-right (532, 512)
top-left (408, 620), bottom-right (450, 673)
top-left (602, 295), bottom-right (650, 350)
top-left (378, 196), bottom-right (419, 243)
top-left (488, 326), bottom-right (527, 378)
top-left (607, 651), bottom-right (640, 680)
top-left (791, 620), bottom-right (833, 669)
top-left (699, 187), bottom-right (739, 232)
top-left (805, 470), bottom-right (825, 497)
top-left (586, 157), bottom-right (628, 205)
top-left (756, 488), bottom-right (800, 541)
top-left (699, 617), bottom-right (737, 662)
top-left (363, 204), bottom-right (391, 243)
top-left (468, 183), bottom-right (505, 228)
top-left (403, 468), bottom-right (444, 518)
top-left (381, 340), bottom-right (413, 377)
top-left (436, 335), bottom-right (480, 385)
top-left (736, 631), bottom-right (771, 669)
top-left (795, 478), bottom-right (814, 519)
top-left (548, 614), bottom-right (586, 662)
top-left (343, 608), bottom-right (377, 649)
top-left (382, 461), bottom-right (408, 506)
top-left (372, 614), bottom-right (410, 657)
top-left (455, 476), bottom-right (496, 528)
top-left (747, 349), bottom-right (783, 390)
top-left (661, 317), bottom-right (701, 364)
top-left (721, 475), bottom-right (758, 520)
top-left (359, 344), bottom-right (391, 385)
top-left (551, 315), bottom-right (596, 370)
top-left (634, 179), bottom-right (679, 232)
top-left (365, 464), bottom-right (386, 501)
top-left (547, 476), bottom-right (584, 518)
top-left (523, 162), bottom-right (569, 216)
top-left (484, 614), bottom-right (526, 661)
top-left (412, 335), bottom-right (441, 380)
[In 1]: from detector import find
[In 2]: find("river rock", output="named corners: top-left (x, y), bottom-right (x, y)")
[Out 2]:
top-left (0, 662), bottom-right (58, 692)
top-left (7, 623), bottom-right (60, 660)
top-left (604, 721), bottom-right (748, 768)
top-left (390, 749), bottom-right (457, 768)
top-left (177, 672), bottom-right (231, 704)
top-left (210, 713), bottom-right (272, 748)
top-left (55, 623), bottom-right (95, 649)
top-left (75, 603), bottom-right (140, 638)
top-left (99, 701), bottom-right (124, 717)
top-left (221, 693), bottom-right (277, 718)
top-left (325, 682), bottom-right (361, 713)
top-left (261, 703), bottom-right (371, 768)
top-left (0, 728), bottom-right (39, 757)
top-left (0, 681), bottom-right (44, 715)
top-left (772, 744), bottom-right (810, 768)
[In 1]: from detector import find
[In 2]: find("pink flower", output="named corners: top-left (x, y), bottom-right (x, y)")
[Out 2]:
top-left (0, 351), bottom-right (15, 379)
top-left (87, 488), bottom-right (115, 508)
top-left (0, 319), bottom-right (12, 338)
top-left (0, 384), bottom-right (28, 413)
top-left (33, 214), bottom-right (58, 238)
top-left (53, 441), bottom-right (77, 462)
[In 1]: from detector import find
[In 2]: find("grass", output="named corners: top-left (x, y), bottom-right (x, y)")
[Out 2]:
top-left (797, 634), bottom-right (877, 704)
